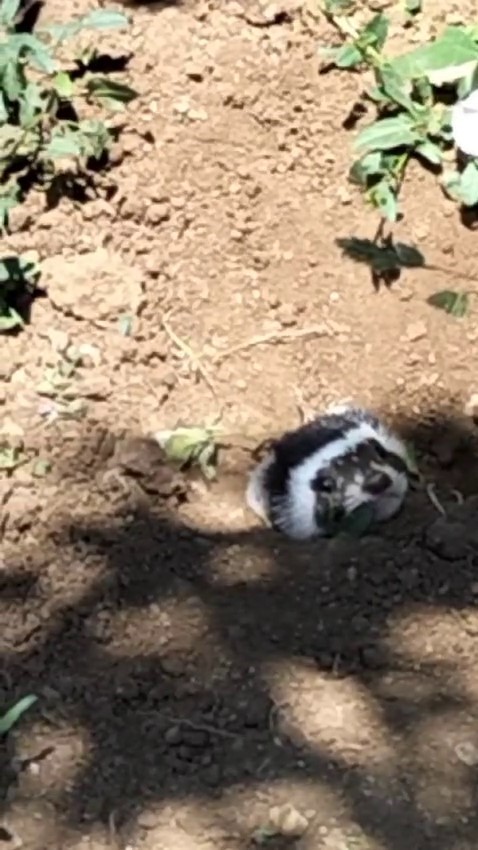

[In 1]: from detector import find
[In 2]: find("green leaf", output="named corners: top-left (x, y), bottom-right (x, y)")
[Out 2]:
top-left (154, 425), bottom-right (219, 478)
top-left (369, 180), bottom-right (398, 221)
top-left (2, 60), bottom-right (24, 101)
top-left (0, 254), bottom-right (40, 289)
top-left (442, 163), bottom-right (478, 206)
top-left (118, 314), bottom-right (133, 336)
top-left (76, 119), bottom-right (111, 157)
top-left (359, 13), bottom-right (389, 51)
top-left (427, 290), bottom-right (469, 317)
top-left (45, 132), bottom-right (82, 159)
top-left (156, 427), bottom-right (212, 464)
top-left (457, 63), bottom-right (478, 98)
top-left (53, 71), bottom-right (74, 98)
top-left (46, 121), bottom-right (109, 161)
top-left (0, 0), bottom-right (21, 28)
top-left (86, 76), bottom-right (138, 105)
top-left (197, 442), bottom-right (217, 480)
top-left (349, 151), bottom-right (383, 186)
top-left (391, 26), bottom-right (478, 84)
top-left (0, 310), bottom-right (23, 331)
top-left (18, 82), bottom-right (44, 126)
top-left (405, 0), bottom-right (421, 15)
top-left (0, 185), bottom-right (20, 232)
top-left (354, 115), bottom-right (422, 154)
top-left (10, 33), bottom-right (56, 73)
top-left (0, 695), bottom-right (37, 734)
top-left (324, 0), bottom-right (355, 12)
top-left (0, 445), bottom-right (22, 469)
top-left (458, 162), bottom-right (478, 206)
top-left (378, 64), bottom-right (418, 113)
top-left (79, 9), bottom-right (129, 29)
top-left (332, 43), bottom-right (362, 69)
top-left (324, 503), bottom-right (375, 537)
top-left (337, 503), bottom-right (375, 537)
top-left (415, 140), bottom-right (443, 164)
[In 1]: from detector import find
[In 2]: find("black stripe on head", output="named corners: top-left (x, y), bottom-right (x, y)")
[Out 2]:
top-left (263, 418), bottom-right (351, 502)
top-left (365, 438), bottom-right (409, 475)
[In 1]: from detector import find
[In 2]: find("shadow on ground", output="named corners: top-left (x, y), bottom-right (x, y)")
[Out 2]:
top-left (2, 407), bottom-right (478, 850)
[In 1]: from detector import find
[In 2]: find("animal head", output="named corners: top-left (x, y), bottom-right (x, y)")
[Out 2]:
top-left (310, 437), bottom-right (411, 528)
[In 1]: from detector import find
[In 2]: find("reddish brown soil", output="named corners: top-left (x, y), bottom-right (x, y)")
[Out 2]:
top-left (3, 2), bottom-right (478, 849)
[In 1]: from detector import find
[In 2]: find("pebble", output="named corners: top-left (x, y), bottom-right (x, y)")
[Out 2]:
top-left (464, 393), bottom-right (478, 422)
top-left (137, 810), bottom-right (161, 830)
top-left (185, 61), bottom-right (205, 81)
top-left (268, 804), bottom-right (309, 837)
top-left (455, 741), bottom-right (478, 766)
top-left (164, 725), bottom-right (182, 745)
top-left (406, 320), bottom-right (427, 342)
top-left (145, 202), bottom-right (171, 226)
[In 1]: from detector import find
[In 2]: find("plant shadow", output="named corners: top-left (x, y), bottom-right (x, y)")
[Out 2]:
top-left (2, 408), bottom-right (478, 849)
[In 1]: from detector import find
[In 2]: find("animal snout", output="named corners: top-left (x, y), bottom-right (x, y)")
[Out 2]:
top-left (363, 470), bottom-right (392, 496)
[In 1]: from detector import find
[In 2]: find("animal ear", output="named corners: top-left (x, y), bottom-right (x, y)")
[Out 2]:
top-left (311, 473), bottom-right (335, 493)
top-left (363, 470), bottom-right (392, 496)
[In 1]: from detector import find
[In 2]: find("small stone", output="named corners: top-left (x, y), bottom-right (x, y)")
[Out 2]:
top-left (145, 202), bottom-right (171, 226)
top-left (464, 393), bottom-right (478, 424)
top-left (455, 741), bottom-right (478, 766)
top-left (269, 804), bottom-right (309, 837)
top-left (188, 107), bottom-right (208, 122)
top-left (173, 97), bottom-right (191, 115)
top-left (48, 329), bottom-right (70, 353)
top-left (185, 61), bottom-right (205, 82)
top-left (137, 810), bottom-right (161, 829)
top-left (164, 725), bottom-right (182, 745)
top-left (160, 656), bottom-right (184, 676)
top-left (276, 303), bottom-right (297, 327)
top-left (406, 320), bottom-right (427, 342)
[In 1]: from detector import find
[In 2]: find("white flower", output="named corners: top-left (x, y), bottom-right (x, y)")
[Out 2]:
top-left (452, 88), bottom-right (478, 157)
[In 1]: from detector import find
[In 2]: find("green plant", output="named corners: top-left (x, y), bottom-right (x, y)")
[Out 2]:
top-left (0, 694), bottom-right (37, 734)
top-left (0, 440), bottom-right (24, 471)
top-left (0, 253), bottom-right (40, 329)
top-left (320, 2), bottom-right (478, 313)
top-left (0, 0), bottom-right (137, 231)
top-left (0, 0), bottom-right (137, 331)
top-left (154, 425), bottom-right (220, 480)
top-left (321, 4), bottom-right (478, 219)
top-left (36, 345), bottom-right (88, 422)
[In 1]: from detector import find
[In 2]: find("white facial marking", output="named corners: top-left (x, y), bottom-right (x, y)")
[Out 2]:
top-left (246, 406), bottom-right (411, 539)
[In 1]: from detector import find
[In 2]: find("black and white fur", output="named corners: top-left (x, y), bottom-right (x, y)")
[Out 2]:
top-left (246, 403), bottom-right (414, 540)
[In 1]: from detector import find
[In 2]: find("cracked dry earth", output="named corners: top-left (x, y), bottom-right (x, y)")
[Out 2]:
top-left (4, 1), bottom-right (478, 849)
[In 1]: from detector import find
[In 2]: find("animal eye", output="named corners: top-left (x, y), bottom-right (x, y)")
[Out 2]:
top-left (311, 474), bottom-right (335, 493)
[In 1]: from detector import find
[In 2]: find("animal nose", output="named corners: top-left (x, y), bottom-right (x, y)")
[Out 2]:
top-left (363, 471), bottom-right (392, 496)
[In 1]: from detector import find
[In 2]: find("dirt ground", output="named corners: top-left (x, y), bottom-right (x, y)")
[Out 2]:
top-left (4, 1), bottom-right (478, 848)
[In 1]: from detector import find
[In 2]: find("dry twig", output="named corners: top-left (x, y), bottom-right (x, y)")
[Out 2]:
top-left (213, 325), bottom-right (328, 362)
